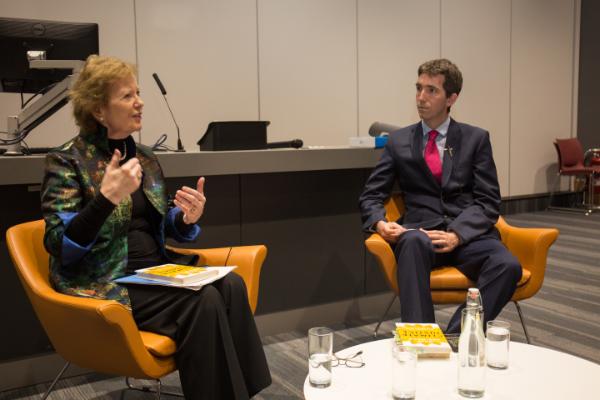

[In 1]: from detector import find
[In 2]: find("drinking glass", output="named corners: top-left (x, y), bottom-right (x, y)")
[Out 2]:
top-left (486, 320), bottom-right (510, 369)
top-left (308, 327), bottom-right (333, 388)
top-left (391, 343), bottom-right (417, 400)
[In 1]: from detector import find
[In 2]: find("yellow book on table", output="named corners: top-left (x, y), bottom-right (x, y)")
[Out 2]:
top-left (135, 264), bottom-right (219, 285)
top-left (394, 322), bottom-right (452, 359)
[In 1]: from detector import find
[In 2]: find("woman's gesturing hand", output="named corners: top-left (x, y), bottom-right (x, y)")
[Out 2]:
top-left (174, 177), bottom-right (206, 224)
top-left (100, 149), bottom-right (142, 205)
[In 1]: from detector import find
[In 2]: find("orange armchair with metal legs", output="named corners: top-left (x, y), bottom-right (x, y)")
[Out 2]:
top-left (6, 219), bottom-right (267, 399)
top-left (365, 195), bottom-right (559, 343)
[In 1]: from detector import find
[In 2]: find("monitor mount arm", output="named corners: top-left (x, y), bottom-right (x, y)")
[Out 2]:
top-left (4, 59), bottom-right (84, 156)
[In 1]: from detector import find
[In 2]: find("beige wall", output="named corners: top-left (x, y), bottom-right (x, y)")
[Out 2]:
top-left (442, 0), bottom-right (511, 195)
top-left (135, 0), bottom-right (260, 150)
top-left (0, 0), bottom-right (136, 147)
top-left (259, 0), bottom-right (358, 146)
top-left (510, 0), bottom-right (577, 196)
top-left (0, 0), bottom-right (579, 196)
top-left (357, 0), bottom-right (439, 137)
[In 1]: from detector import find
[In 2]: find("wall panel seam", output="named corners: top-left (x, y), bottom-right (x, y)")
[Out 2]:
top-left (256, 0), bottom-right (262, 120)
top-left (508, 0), bottom-right (512, 197)
top-left (355, 0), bottom-right (359, 137)
top-left (133, 0), bottom-right (141, 143)
top-left (571, 0), bottom-right (580, 139)
top-left (439, 0), bottom-right (442, 56)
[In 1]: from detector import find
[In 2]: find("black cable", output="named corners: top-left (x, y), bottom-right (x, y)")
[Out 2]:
top-left (152, 133), bottom-right (176, 152)
top-left (0, 126), bottom-right (33, 145)
top-left (21, 82), bottom-right (58, 109)
top-left (1, 81), bottom-right (65, 146)
top-left (223, 247), bottom-right (233, 266)
top-left (2, 80), bottom-right (71, 148)
top-left (1, 96), bottom-right (68, 145)
top-left (152, 133), bottom-right (167, 148)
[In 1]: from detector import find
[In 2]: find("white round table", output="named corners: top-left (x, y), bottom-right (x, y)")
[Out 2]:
top-left (303, 338), bottom-right (600, 399)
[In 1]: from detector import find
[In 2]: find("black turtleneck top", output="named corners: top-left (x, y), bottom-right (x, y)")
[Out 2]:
top-left (65, 136), bottom-right (192, 273)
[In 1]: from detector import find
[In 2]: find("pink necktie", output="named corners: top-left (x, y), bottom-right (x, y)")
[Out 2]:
top-left (425, 130), bottom-right (442, 184)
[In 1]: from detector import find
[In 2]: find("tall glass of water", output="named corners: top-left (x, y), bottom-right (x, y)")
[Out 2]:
top-left (486, 320), bottom-right (510, 369)
top-left (391, 343), bottom-right (417, 400)
top-left (308, 327), bottom-right (333, 388)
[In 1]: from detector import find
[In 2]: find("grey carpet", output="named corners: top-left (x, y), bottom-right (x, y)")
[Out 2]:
top-left (1, 210), bottom-right (598, 399)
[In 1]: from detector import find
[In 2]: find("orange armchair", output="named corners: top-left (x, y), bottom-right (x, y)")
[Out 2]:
top-left (6, 219), bottom-right (267, 399)
top-left (365, 195), bottom-right (559, 343)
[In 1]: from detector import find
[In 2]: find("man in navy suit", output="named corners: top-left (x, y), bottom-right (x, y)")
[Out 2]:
top-left (359, 59), bottom-right (522, 333)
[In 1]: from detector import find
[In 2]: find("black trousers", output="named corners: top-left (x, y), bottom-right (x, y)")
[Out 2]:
top-left (126, 273), bottom-right (271, 399)
top-left (393, 229), bottom-right (522, 334)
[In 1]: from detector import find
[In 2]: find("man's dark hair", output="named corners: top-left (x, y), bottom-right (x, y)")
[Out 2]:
top-left (418, 59), bottom-right (463, 97)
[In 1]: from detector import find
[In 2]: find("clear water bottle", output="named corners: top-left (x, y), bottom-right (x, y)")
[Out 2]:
top-left (466, 288), bottom-right (483, 312)
top-left (457, 306), bottom-right (486, 398)
top-left (462, 288), bottom-right (483, 332)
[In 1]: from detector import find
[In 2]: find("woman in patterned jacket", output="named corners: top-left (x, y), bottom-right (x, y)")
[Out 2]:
top-left (41, 55), bottom-right (271, 399)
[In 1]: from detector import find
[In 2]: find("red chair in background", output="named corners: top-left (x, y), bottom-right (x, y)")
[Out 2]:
top-left (549, 138), bottom-right (600, 215)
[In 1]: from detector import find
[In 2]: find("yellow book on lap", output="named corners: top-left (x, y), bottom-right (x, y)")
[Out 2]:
top-left (135, 264), bottom-right (219, 285)
top-left (394, 323), bottom-right (452, 359)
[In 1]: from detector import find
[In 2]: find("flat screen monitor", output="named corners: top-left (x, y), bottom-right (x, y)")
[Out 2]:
top-left (0, 17), bottom-right (99, 94)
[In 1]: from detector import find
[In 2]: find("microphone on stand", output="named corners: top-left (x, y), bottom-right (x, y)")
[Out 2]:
top-left (265, 139), bottom-right (303, 149)
top-left (152, 73), bottom-right (185, 152)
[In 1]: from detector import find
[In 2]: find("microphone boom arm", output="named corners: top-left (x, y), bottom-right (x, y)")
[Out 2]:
top-left (160, 93), bottom-right (183, 151)
top-left (152, 73), bottom-right (185, 152)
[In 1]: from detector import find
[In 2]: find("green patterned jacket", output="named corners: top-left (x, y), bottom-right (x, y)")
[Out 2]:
top-left (41, 126), bottom-right (200, 306)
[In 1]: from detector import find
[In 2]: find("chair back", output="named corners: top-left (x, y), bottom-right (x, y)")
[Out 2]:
top-left (6, 220), bottom-right (174, 379)
top-left (384, 193), bottom-right (405, 222)
top-left (554, 138), bottom-right (585, 171)
top-left (6, 220), bottom-right (52, 320)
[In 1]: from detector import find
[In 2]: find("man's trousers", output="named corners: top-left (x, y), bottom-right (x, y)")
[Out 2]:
top-left (393, 229), bottom-right (522, 334)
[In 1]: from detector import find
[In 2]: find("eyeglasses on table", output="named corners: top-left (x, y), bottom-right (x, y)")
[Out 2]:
top-left (331, 350), bottom-right (365, 368)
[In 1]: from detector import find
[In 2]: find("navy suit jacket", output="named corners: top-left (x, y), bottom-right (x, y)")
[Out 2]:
top-left (359, 119), bottom-right (501, 244)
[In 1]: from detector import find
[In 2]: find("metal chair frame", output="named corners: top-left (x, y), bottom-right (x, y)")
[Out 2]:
top-left (40, 362), bottom-right (185, 399)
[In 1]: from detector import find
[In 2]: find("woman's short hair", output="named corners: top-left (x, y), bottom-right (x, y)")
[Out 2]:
top-left (70, 55), bottom-right (137, 133)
